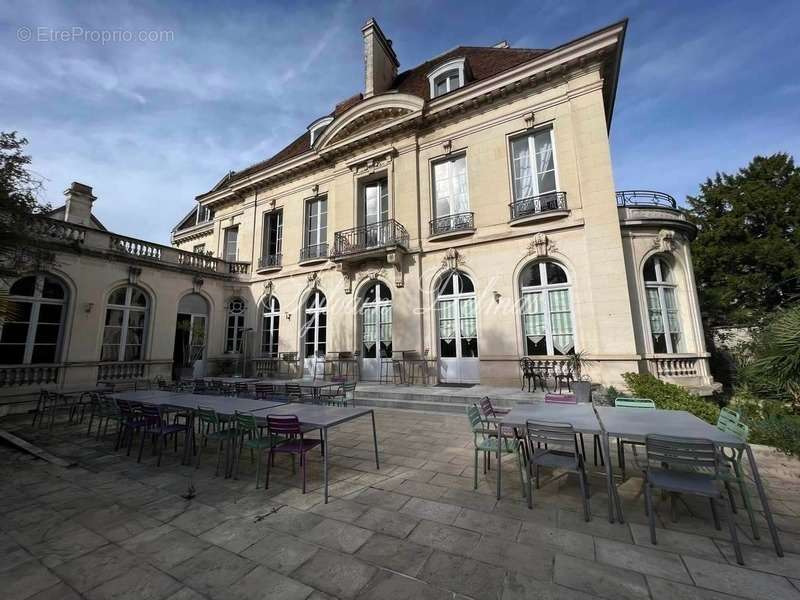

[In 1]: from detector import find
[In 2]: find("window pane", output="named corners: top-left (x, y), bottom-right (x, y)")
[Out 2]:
top-left (0, 322), bottom-right (29, 344)
top-left (108, 288), bottom-right (127, 305)
top-left (127, 310), bottom-right (146, 328)
top-left (31, 345), bottom-right (56, 364)
top-left (38, 304), bottom-right (63, 324)
top-left (130, 289), bottom-right (147, 307)
top-left (42, 277), bottom-right (65, 299)
top-left (458, 273), bottom-right (474, 294)
top-left (521, 265), bottom-right (541, 288)
top-left (34, 323), bottom-right (60, 344)
top-left (105, 309), bottom-right (124, 327)
top-left (545, 263), bottom-right (568, 285)
top-left (511, 136), bottom-right (533, 201)
top-left (643, 258), bottom-right (657, 282)
top-left (0, 344), bottom-right (25, 364)
top-left (102, 326), bottom-right (121, 346)
top-left (9, 301), bottom-right (32, 321)
top-left (10, 276), bottom-right (36, 297)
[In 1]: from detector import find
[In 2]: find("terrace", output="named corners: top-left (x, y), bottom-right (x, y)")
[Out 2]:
top-left (0, 392), bottom-right (797, 600)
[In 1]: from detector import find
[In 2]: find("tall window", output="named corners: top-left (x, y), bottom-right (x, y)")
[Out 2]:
top-left (0, 274), bottom-right (67, 364)
top-left (361, 282), bottom-right (392, 359)
top-left (225, 297), bottom-right (246, 353)
top-left (510, 128), bottom-right (557, 205)
top-left (261, 296), bottom-right (280, 356)
top-left (644, 256), bottom-right (682, 354)
top-left (434, 70), bottom-right (460, 96)
top-left (302, 291), bottom-right (327, 358)
top-left (433, 155), bottom-right (469, 219)
top-left (224, 226), bottom-right (238, 262)
top-left (101, 285), bottom-right (149, 362)
top-left (520, 262), bottom-right (574, 356)
top-left (363, 179), bottom-right (389, 225)
top-left (305, 197), bottom-right (327, 250)
top-left (262, 210), bottom-right (283, 263)
top-left (437, 271), bottom-right (478, 358)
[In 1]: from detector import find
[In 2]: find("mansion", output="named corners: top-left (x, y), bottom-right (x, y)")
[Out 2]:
top-left (0, 18), bottom-right (714, 410)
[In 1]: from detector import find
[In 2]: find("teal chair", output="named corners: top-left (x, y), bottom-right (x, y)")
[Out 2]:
top-left (716, 413), bottom-right (760, 540)
top-left (194, 406), bottom-right (230, 476)
top-left (614, 397), bottom-right (656, 477)
top-left (466, 405), bottom-right (526, 496)
top-left (232, 412), bottom-right (282, 488)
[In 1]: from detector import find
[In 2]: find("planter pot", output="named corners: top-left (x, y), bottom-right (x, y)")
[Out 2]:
top-left (193, 360), bottom-right (206, 378)
top-left (573, 381), bottom-right (592, 403)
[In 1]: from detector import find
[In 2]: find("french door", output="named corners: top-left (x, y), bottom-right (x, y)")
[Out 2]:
top-left (363, 178), bottom-right (389, 248)
top-left (437, 271), bottom-right (479, 383)
top-left (360, 282), bottom-right (392, 381)
top-left (302, 291), bottom-right (327, 377)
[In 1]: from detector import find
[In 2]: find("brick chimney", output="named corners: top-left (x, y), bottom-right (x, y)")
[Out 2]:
top-left (63, 182), bottom-right (96, 227)
top-left (362, 18), bottom-right (399, 98)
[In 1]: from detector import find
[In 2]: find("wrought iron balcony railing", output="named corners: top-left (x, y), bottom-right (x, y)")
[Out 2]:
top-left (509, 191), bottom-right (567, 221)
top-left (429, 212), bottom-right (474, 237)
top-left (299, 243), bottom-right (329, 262)
top-left (616, 190), bottom-right (677, 209)
top-left (333, 219), bottom-right (409, 257)
top-left (258, 254), bottom-right (282, 269)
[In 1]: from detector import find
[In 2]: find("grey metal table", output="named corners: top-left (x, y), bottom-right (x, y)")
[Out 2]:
top-left (596, 407), bottom-right (783, 556)
top-left (498, 403), bottom-right (617, 522)
top-left (251, 403), bottom-right (380, 503)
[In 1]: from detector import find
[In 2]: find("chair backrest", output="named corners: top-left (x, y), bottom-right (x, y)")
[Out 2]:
top-left (645, 434), bottom-right (718, 472)
top-left (235, 382), bottom-right (249, 395)
top-left (235, 411), bottom-right (258, 432)
top-left (545, 393), bottom-right (577, 404)
top-left (99, 395), bottom-right (119, 414)
top-left (267, 414), bottom-right (301, 436)
top-left (254, 383), bottom-right (274, 399)
top-left (519, 357), bottom-right (534, 375)
top-left (140, 404), bottom-right (162, 425)
top-left (615, 397), bottom-right (656, 409)
top-left (196, 405), bottom-right (219, 426)
top-left (192, 379), bottom-right (207, 394)
top-left (478, 396), bottom-right (496, 419)
top-left (466, 404), bottom-right (485, 436)
top-left (717, 407), bottom-right (740, 431)
top-left (717, 417), bottom-right (749, 441)
top-left (343, 381), bottom-right (357, 395)
top-left (525, 419), bottom-right (577, 452)
top-left (286, 384), bottom-right (301, 396)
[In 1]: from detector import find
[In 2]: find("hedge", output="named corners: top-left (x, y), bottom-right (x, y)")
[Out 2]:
top-left (621, 372), bottom-right (720, 424)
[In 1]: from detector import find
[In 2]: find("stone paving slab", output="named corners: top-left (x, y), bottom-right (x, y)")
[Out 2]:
top-left (1, 407), bottom-right (800, 600)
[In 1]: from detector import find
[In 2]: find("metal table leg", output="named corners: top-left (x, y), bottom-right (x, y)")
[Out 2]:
top-left (322, 426), bottom-right (329, 503)
top-left (602, 432), bottom-right (621, 523)
top-left (745, 444), bottom-right (783, 556)
top-left (371, 410), bottom-right (380, 470)
top-left (496, 431), bottom-right (502, 500)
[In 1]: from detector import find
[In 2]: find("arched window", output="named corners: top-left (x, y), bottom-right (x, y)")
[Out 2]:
top-left (261, 296), bottom-right (280, 356)
top-left (101, 285), bottom-right (149, 362)
top-left (0, 274), bottom-right (67, 364)
top-left (225, 297), bottom-right (246, 353)
top-left (437, 271), bottom-right (478, 358)
top-left (361, 282), bottom-right (392, 359)
top-left (644, 255), bottom-right (682, 354)
top-left (303, 291), bottom-right (327, 358)
top-left (428, 58), bottom-right (466, 98)
top-left (520, 261), bottom-right (574, 355)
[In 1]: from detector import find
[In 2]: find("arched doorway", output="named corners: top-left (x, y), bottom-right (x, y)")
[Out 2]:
top-left (174, 293), bottom-right (208, 379)
top-left (359, 281), bottom-right (392, 381)
top-left (436, 271), bottom-right (479, 383)
top-left (302, 290), bottom-right (327, 376)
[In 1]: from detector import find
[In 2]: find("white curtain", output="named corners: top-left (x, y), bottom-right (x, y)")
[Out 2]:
top-left (511, 137), bottom-right (534, 200)
top-left (522, 292), bottom-right (546, 344)
top-left (459, 297), bottom-right (477, 338)
top-left (438, 299), bottom-right (455, 340)
top-left (548, 289), bottom-right (574, 354)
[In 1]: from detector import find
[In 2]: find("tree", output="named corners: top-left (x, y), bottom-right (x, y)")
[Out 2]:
top-left (0, 131), bottom-right (48, 250)
top-left (685, 153), bottom-right (800, 327)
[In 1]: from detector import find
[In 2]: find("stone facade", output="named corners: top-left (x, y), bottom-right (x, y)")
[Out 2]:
top-left (0, 19), bottom-right (714, 411)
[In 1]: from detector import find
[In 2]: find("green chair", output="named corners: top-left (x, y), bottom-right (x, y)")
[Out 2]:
top-left (614, 397), bottom-right (656, 477)
top-left (194, 406), bottom-right (230, 476)
top-left (715, 416), bottom-right (760, 540)
top-left (232, 412), bottom-right (281, 487)
top-left (466, 405), bottom-right (526, 496)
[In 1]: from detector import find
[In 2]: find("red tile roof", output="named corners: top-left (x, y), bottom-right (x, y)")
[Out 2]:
top-left (222, 45), bottom-right (547, 188)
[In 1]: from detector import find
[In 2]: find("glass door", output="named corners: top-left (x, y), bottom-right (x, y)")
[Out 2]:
top-left (363, 178), bottom-right (388, 248)
top-left (359, 282), bottom-right (392, 381)
top-left (437, 271), bottom-right (479, 383)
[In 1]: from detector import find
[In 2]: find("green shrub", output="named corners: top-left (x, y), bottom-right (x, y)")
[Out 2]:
top-left (749, 415), bottom-right (800, 457)
top-left (621, 373), bottom-right (720, 424)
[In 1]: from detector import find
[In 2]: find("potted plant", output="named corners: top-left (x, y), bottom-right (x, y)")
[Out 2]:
top-left (567, 350), bottom-right (593, 403)
top-left (176, 319), bottom-right (206, 380)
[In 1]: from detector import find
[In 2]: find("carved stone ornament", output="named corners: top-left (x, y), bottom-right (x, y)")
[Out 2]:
top-left (307, 271), bottom-right (320, 289)
top-left (527, 233), bottom-right (555, 258)
top-left (192, 276), bottom-right (204, 294)
top-left (386, 252), bottom-right (404, 288)
top-left (351, 151), bottom-right (394, 176)
top-left (264, 280), bottom-right (274, 296)
top-left (128, 266), bottom-right (142, 285)
top-left (441, 247), bottom-right (465, 272)
top-left (524, 111), bottom-right (535, 129)
top-left (653, 229), bottom-right (678, 253)
top-left (340, 267), bottom-right (353, 294)
top-left (442, 139), bottom-right (452, 155)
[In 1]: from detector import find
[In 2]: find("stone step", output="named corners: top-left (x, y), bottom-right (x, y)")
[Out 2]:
top-left (350, 394), bottom-right (473, 414)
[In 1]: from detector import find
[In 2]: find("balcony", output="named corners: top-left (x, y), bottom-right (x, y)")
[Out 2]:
top-left (429, 212), bottom-right (475, 240)
top-left (615, 190), bottom-right (695, 239)
top-left (332, 220), bottom-right (409, 261)
top-left (299, 243), bottom-right (329, 264)
top-left (509, 191), bottom-right (568, 225)
top-left (616, 190), bottom-right (677, 209)
top-left (257, 254), bottom-right (282, 272)
top-left (25, 216), bottom-right (247, 279)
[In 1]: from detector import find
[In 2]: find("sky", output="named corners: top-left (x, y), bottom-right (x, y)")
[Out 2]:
top-left (2, 0), bottom-right (799, 244)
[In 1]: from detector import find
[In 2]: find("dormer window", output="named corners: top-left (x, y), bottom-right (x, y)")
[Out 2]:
top-left (308, 116), bottom-right (334, 146)
top-left (428, 58), bottom-right (466, 98)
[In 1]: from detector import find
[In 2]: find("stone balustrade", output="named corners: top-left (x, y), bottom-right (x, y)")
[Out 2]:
top-left (0, 364), bottom-right (61, 388)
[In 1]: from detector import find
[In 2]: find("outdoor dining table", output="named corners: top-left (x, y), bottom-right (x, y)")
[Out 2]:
top-left (250, 403), bottom-right (380, 504)
top-left (595, 406), bottom-right (784, 557)
top-left (496, 403), bottom-right (617, 523)
top-left (204, 377), bottom-right (262, 385)
top-left (258, 378), bottom-right (341, 402)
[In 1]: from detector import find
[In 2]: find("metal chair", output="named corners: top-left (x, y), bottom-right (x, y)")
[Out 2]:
top-left (379, 351), bottom-right (403, 384)
top-left (254, 383), bottom-right (274, 400)
top-left (234, 382), bottom-right (250, 397)
top-left (192, 379), bottom-right (208, 394)
top-left (715, 417), bottom-right (760, 540)
top-left (137, 404), bottom-right (191, 466)
top-left (265, 414), bottom-right (322, 494)
top-left (614, 397), bottom-right (656, 477)
top-left (466, 405), bottom-right (526, 495)
top-left (525, 419), bottom-right (591, 520)
top-left (642, 434), bottom-right (744, 564)
top-left (233, 411), bottom-right (281, 487)
top-left (553, 361), bottom-right (574, 393)
top-left (195, 406), bottom-right (230, 476)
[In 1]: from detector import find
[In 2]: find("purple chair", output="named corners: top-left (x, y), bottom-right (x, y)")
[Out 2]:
top-left (544, 393), bottom-right (577, 404)
top-left (137, 404), bottom-right (191, 466)
top-left (115, 399), bottom-right (146, 455)
top-left (265, 415), bottom-right (321, 494)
